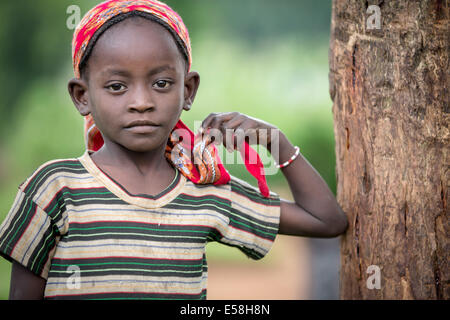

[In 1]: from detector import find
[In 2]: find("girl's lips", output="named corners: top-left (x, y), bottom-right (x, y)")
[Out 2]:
top-left (124, 119), bottom-right (161, 134)
top-left (125, 119), bottom-right (159, 127)
top-left (125, 124), bottom-right (159, 134)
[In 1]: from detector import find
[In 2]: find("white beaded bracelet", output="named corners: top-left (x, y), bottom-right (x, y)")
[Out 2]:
top-left (275, 146), bottom-right (300, 169)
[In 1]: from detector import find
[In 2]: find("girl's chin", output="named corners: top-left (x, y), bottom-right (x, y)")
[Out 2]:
top-left (102, 132), bottom-right (170, 154)
top-left (120, 139), bottom-right (167, 153)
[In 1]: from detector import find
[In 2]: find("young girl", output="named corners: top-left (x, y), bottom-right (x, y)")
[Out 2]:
top-left (0, 0), bottom-right (347, 300)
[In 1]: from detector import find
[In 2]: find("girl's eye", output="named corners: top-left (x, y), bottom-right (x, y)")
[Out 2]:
top-left (153, 80), bottom-right (171, 89)
top-left (107, 83), bottom-right (126, 92)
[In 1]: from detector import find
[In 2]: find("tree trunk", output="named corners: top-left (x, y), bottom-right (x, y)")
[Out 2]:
top-left (329, 0), bottom-right (448, 299)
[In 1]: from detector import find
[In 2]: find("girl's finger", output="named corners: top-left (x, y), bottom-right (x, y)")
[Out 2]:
top-left (219, 114), bottom-right (248, 151)
top-left (200, 112), bottom-right (219, 131)
top-left (233, 119), bottom-right (257, 151)
top-left (222, 112), bottom-right (245, 130)
top-left (201, 112), bottom-right (238, 131)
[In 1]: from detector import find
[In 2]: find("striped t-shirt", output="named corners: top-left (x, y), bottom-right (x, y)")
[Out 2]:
top-left (0, 152), bottom-right (280, 300)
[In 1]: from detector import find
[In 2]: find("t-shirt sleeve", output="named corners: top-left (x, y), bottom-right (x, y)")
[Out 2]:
top-left (0, 188), bottom-right (61, 279)
top-left (217, 176), bottom-right (280, 260)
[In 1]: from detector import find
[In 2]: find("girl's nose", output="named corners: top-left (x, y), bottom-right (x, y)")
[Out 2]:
top-left (128, 85), bottom-right (155, 112)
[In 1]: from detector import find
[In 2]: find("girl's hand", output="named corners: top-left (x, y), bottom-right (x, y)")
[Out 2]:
top-left (200, 112), bottom-right (348, 238)
top-left (200, 112), bottom-right (280, 153)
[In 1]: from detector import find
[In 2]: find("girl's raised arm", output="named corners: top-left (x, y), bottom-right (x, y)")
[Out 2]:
top-left (201, 112), bottom-right (348, 237)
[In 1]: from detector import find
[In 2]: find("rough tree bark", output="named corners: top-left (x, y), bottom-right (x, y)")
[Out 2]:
top-left (329, 0), bottom-right (448, 299)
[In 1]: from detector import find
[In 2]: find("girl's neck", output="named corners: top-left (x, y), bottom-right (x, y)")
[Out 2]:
top-left (91, 139), bottom-right (171, 177)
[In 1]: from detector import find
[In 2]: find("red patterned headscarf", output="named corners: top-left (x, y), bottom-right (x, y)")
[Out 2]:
top-left (72, 0), bottom-right (269, 197)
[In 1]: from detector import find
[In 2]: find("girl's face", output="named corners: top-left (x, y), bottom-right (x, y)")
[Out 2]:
top-left (76, 17), bottom-right (197, 153)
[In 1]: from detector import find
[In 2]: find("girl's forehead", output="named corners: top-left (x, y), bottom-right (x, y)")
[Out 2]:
top-left (88, 18), bottom-right (185, 74)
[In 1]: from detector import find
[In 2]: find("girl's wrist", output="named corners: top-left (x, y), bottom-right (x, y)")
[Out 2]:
top-left (269, 130), bottom-right (297, 165)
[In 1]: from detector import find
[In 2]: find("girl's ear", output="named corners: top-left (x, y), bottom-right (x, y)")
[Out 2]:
top-left (68, 78), bottom-right (91, 116)
top-left (183, 71), bottom-right (200, 111)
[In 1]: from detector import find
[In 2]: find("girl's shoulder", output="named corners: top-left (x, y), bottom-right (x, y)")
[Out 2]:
top-left (19, 156), bottom-right (87, 198)
top-left (229, 175), bottom-right (279, 203)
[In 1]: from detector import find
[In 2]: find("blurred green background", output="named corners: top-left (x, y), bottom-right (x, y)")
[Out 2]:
top-left (0, 0), bottom-right (334, 298)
